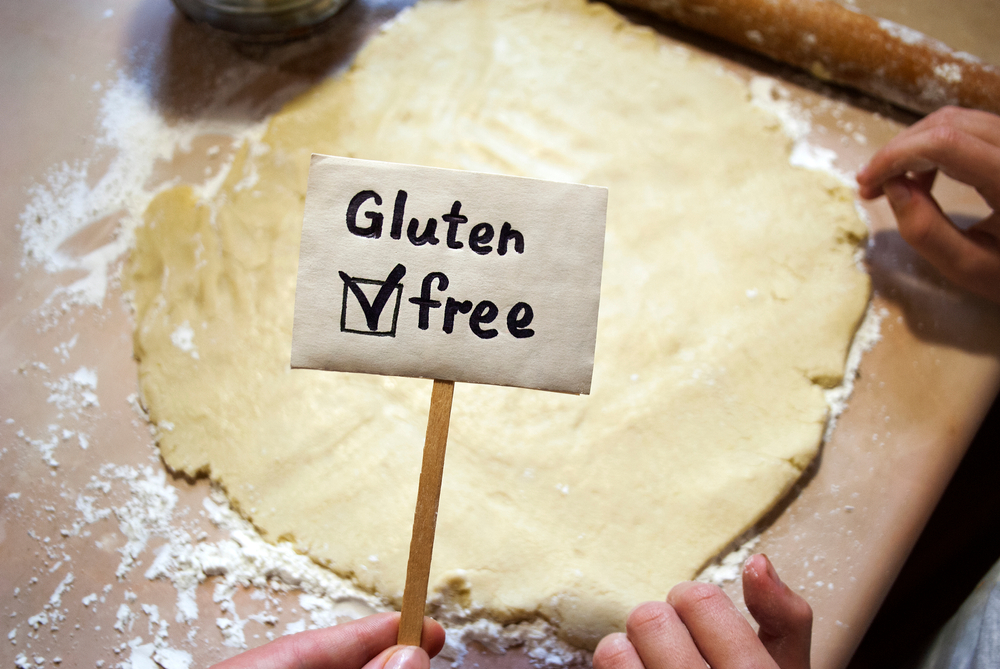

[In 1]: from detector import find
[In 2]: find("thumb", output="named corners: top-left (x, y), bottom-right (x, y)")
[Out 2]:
top-left (883, 176), bottom-right (1000, 302)
top-left (363, 645), bottom-right (432, 669)
top-left (743, 554), bottom-right (812, 669)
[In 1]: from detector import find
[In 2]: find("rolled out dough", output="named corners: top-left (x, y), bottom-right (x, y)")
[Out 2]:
top-left (126, 0), bottom-right (870, 649)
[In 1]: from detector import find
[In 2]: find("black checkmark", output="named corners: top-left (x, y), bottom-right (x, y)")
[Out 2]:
top-left (339, 263), bottom-right (407, 331)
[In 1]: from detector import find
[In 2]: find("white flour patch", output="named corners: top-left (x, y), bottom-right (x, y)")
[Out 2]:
top-left (876, 18), bottom-right (925, 46)
top-left (170, 322), bottom-right (199, 360)
top-left (121, 632), bottom-right (193, 669)
top-left (823, 303), bottom-right (887, 438)
top-left (45, 367), bottom-right (99, 417)
top-left (17, 426), bottom-right (63, 468)
top-left (59, 466), bottom-right (587, 665)
top-left (47, 573), bottom-right (75, 610)
top-left (749, 76), bottom-right (854, 186)
top-left (934, 62), bottom-right (963, 83)
top-left (19, 73), bottom-right (267, 320)
top-left (790, 142), bottom-right (841, 177)
top-left (749, 76), bottom-right (811, 143)
top-left (54, 334), bottom-right (79, 362)
top-left (874, 17), bottom-right (982, 62)
top-left (697, 536), bottom-right (761, 584)
top-left (115, 604), bottom-right (136, 634)
top-left (99, 465), bottom-right (184, 579)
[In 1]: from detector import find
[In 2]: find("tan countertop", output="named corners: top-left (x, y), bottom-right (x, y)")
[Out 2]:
top-left (2, 2), bottom-right (999, 668)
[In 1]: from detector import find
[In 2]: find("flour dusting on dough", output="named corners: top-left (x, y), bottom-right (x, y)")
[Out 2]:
top-left (749, 76), bottom-right (854, 185)
top-left (170, 322), bottom-right (199, 360)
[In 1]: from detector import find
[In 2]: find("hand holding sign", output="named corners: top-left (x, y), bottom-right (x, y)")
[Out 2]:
top-left (292, 155), bottom-right (607, 645)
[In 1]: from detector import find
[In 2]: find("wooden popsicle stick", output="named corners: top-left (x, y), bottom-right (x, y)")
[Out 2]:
top-left (397, 379), bottom-right (455, 647)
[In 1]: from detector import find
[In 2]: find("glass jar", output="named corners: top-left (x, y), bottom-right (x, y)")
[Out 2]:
top-left (172, 0), bottom-right (352, 41)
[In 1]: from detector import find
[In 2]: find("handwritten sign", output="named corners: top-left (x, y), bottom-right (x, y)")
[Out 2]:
top-left (291, 155), bottom-right (607, 394)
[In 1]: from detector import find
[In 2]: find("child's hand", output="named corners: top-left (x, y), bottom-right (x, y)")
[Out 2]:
top-left (594, 554), bottom-right (812, 669)
top-left (210, 612), bottom-right (446, 669)
top-left (857, 106), bottom-right (1000, 304)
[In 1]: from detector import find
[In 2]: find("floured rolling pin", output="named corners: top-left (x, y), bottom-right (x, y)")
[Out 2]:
top-left (616, 0), bottom-right (1000, 116)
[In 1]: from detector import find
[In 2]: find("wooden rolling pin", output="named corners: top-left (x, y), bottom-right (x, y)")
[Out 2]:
top-left (616, 0), bottom-right (1000, 116)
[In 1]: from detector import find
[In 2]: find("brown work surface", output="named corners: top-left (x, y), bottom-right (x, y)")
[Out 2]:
top-left (1, 2), bottom-right (998, 669)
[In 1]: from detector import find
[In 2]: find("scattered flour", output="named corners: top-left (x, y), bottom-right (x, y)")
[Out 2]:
top-left (47, 573), bottom-right (75, 610)
top-left (876, 18), bottom-right (926, 46)
top-left (45, 367), bottom-right (99, 416)
top-left (697, 537), bottom-right (761, 585)
top-left (18, 72), bottom-right (267, 318)
top-left (54, 334), bottom-right (79, 363)
top-left (62, 465), bottom-right (588, 665)
top-left (120, 632), bottom-right (193, 669)
top-left (933, 62), bottom-right (963, 84)
top-left (169, 323), bottom-right (199, 360)
top-left (824, 304), bottom-right (888, 439)
top-left (749, 76), bottom-right (855, 185)
top-left (115, 604), bottom-right (136, 634)
top-left (17, 426), bottom-right (64, 469)
top-left (873, 16), bottom-right (980, 61)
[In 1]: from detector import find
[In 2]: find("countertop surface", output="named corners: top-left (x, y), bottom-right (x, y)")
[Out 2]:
top-left (2, 2), bottom-right (999, 668)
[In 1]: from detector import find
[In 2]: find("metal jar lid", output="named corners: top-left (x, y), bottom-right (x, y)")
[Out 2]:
top-left (172, 0), bottom-right (352, 42)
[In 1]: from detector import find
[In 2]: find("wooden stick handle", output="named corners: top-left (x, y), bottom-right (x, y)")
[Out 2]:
top-left (397, 379), bottom-right (455, 646)
top-left (618, 0), bottom-right (1000, 116)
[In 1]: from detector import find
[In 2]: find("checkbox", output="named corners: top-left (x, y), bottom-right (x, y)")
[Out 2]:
top-left (339, 264), bottom-right (407, 337)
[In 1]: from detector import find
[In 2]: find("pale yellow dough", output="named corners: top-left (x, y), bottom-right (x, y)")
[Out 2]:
top-left (126, 0), bottom-right (870, 649)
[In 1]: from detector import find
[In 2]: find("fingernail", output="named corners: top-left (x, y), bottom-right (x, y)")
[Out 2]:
top-left (883, 179), bottom-right (911, 210)
top-left (666, 580), bottom-right (697, 605)
top-left (762, 554), bottom-right (782, 586)
top-left (600, 633), bottom-right (633, 655)
top-left (745, 553), bottom-right (782, 585)
top-left (385, 647), bottom-right (423, 669)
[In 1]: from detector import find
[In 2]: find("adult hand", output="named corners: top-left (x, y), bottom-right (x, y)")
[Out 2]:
top-left (210, 612), bottom-right (447, 669)
top-left (856, 106), bottom-right (1000, 304)
top-left (593, 554), bottom-right (812, 669)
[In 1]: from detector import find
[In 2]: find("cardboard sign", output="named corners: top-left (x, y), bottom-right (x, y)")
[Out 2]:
top-left (291, 155), bottom-right (607, 395)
